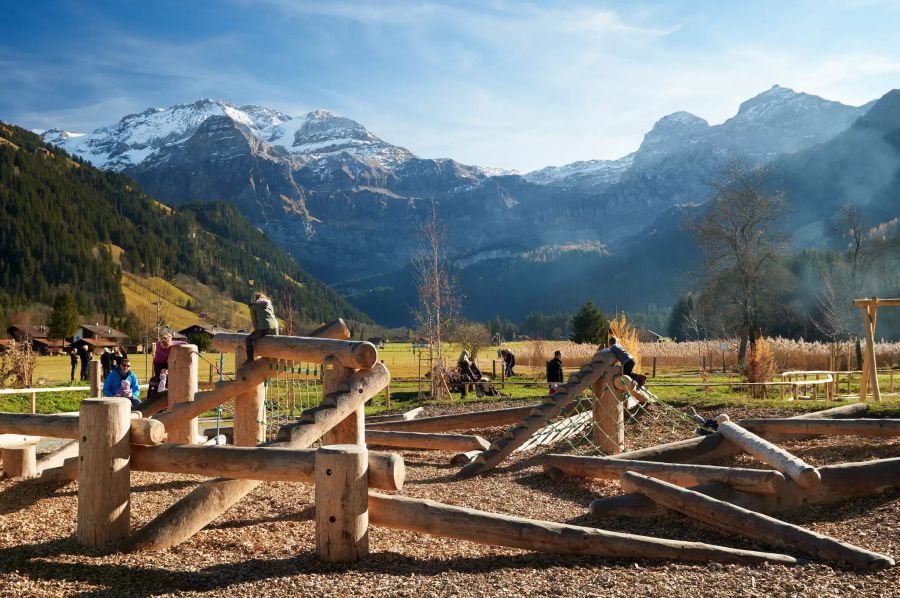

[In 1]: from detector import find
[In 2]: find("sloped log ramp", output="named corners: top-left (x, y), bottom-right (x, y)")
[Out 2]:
top-left (367, 492), bottom-right (795, 565)
top-left (544, 455), bottom-right (785, 494)
top-left (125, 363), bottom-right (390, 552)
top-left (614, 403), bottom-right (869, 465)
top-left (590, 456), bottom-right (900, 518)
top-left (458, 349), bottom-right (616, 477)
top-left (717, 420), bottom-right (821, 489)
top-left (620, 471), bottom-right (894, 570)
top-left (514, 411), bottom-right (592, 454)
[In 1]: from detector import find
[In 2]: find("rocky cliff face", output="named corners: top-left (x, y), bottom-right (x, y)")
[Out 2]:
top-left (43, 87), bottom-right (876, 284)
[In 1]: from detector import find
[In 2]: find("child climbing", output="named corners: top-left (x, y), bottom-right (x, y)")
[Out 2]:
top-left (606, 336), bottom-right (647, 388)
top-left (246, 291), bottom-right (279, 361)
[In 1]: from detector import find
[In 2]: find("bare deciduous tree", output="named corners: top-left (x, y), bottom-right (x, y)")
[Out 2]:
top-left (691, 161), bottom-right (789, 365)
top-left (412, 200), bottom-right (458, 400)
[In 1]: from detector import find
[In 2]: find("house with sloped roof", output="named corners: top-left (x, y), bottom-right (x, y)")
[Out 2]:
top-left (6, 324), bottom-right (66, 354)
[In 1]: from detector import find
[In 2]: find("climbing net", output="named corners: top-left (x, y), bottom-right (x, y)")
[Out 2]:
top-left (515, 378), bottom-right (707, 456)
top-left (261, 359), bottom-right (324, 441)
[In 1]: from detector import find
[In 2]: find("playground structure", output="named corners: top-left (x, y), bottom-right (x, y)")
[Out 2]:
top-left (1, 320), bottom-right (898, 572)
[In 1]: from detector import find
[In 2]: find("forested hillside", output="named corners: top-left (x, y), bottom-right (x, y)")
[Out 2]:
top-left (0, 122), bottom-right (371, 324)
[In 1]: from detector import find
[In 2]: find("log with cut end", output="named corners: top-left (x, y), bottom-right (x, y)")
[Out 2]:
top-left (620, 471), bottom-right (894, 570)
top-left (125, 363), bottom-right (390, 552)
top-left (544, 455), bottom-right (785, 494)
top-left (306, 318), bottom-right (351, 340)
top-left (450, 450), bottom-right (481, 465)
top-left (736, 418), bottom-right (900, 437)
top-left (717, 420), bottom-right (821, 489)
top-left (2, 443), bottom-right (37, 478)
top-left (365, 430), bottom-right (490, 452)
top-left (0, 412), bottom-right (165, 445)
top-left (211, 334), bottom-right (377, 370)
top-left (590, 456), bottom-right (900, 518)
top-left (367, 492), bottom-right (795, 566)
top-left (614, 402), bottom-right (870, 465)
top-left (367, 404), bottom-right (537, 432)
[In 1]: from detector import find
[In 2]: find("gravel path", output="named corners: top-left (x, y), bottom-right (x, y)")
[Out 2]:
top-left (1, 402), bottom-right (897, 597)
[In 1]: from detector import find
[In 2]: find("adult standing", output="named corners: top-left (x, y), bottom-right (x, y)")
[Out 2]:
top-left (500, 349), bottom-right (516, 377)
top-left (246, 292), bottom-right (279, 361)
top-left (102, 358), bottom-right (141, 409)
top-left (79, 345), bottom-right (91, 381)
top-left (100, 348), bottom-right (111, 379)
top-left (546, 350), bottom-right (563, 392)
top-left (69, 349), bottom-right (78, 382)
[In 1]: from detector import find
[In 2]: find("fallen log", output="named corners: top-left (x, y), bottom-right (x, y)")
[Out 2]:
top-left (125, 363), bottom-right (390, 552)
top-left (367, 492), bottom-right (796, 566)
top-left (365, 430), bottom-right (490, 452)
top-left (544, 455), bottom-right (785, 494)
top-left (736, 418), bottom-right (900, 438)
top-left (590, 456), bottom-right (900, 518)
top-left (717, 420), bottom-right (821, 489)
top-left (620, 471), bottom-right (894, 570)
top-left (211, 334), bottom-right (377, 370)
top-left (614, 403), bottom-right (869, 465)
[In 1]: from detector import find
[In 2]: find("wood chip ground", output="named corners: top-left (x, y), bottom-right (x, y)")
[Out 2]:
top-left (1, 402), bottom-right (897, 597)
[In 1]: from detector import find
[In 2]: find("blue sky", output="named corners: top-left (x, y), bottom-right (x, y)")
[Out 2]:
top-left (1, 0), bottom-right (899, 171)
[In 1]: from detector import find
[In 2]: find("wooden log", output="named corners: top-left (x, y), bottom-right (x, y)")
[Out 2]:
top-left (544, 455), bottom-right (785, 494)
top-left (620, 471), bottom-right (894, 570)
top-left (737, 418), bottom-right (900, 437)
top-left (590, 456), bottom-right (900, 518)
top-left (365, 430), bottom-right (490, 452)
top-left (130, 418), bottom-right (166, 446)
top-left (367, 404), bottom-right (536, 432)
top-left (367, 492), bottom-right (796, 566)
top-left (233, 345), bottom-right (266, 447)
top-left (2, 443), bottom-right (37, 478)
top-left (166, 345), bottom-right (200, 445)
top-left (450, 450), bottom-right (481, 465)
top-left (591, 383), bottom-right (623, 454)
top-left (316, 444), bottom-right (369, 562)
top-left (125, 364), bottom-right (391, 552)
top-left (717, 420), bottom-right (821, 489)
top-left (204, 434), bottom-right (227, 446)
top-left (614, 402), bottom-right (869, 465)
top-left (366, 407), bottom-right (424, 424)
top-left (155, 358), bottom-right (272, 432)
top-left (306, 319), bottom-right (351, 340)
top-left (0, 434), bottom-right (40, 448)
top-left (277, 364), bottom-right (390, 445)
top-left (0, 412), bottom-right (80, 438)
top-left (89, 360), bottom-right (102, 398)
top-left (77, 398), bottom-right (131, 547)
top-left (136, 391), bottom-right (168, 417)
top-left (212, 334), bottom-right (377, 370)
top-left (322, 357), bottom-right (363, 445)
top-left (34, 439), bottom-right (79, 473)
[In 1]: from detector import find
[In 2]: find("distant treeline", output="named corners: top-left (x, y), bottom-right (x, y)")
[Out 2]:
top-left (0, 122), bottom-right (371, 326)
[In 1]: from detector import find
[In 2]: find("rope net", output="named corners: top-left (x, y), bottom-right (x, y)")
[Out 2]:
top-left (514, 379), bottom-right (706, 456)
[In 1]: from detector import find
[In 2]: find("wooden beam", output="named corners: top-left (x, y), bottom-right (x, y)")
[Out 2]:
top-left (367, 492), bottom-right (796, 566)
top-left (306, 319), bottom-right (351, 340)
top-left (211, 334), bottom-right (377, 370)
top-left (367, 404), bottom-right (537, 432)
top-left (853, 298), bottom-right (900, 307)
top-left (544, 456), bottom-right (785, 494)
top-left (0, 412), bottom-right (164, 445)
top-left (322, 357), bottom-right (362, 446)
top-left (590, 457), bottom-right (900, 518)
top-left (736, 418), bottom-right (900, 437)
top-left (620, 472), bottom-right (894, 570)
top-left (365, 430), bottom-right (490, 452)
top-left (717, 420), bottom-right (820, 489)
top-left (366, 407), bottom-right (424, 424)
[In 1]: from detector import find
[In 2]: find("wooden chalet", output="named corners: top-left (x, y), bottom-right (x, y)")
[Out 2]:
top-left (6, 324), bottom-right (67, 355)
top-left (178, 324), bottom-right (232, 346)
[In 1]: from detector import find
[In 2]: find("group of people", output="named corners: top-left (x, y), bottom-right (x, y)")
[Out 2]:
top-left (69, 345), bottom-right (128, 382)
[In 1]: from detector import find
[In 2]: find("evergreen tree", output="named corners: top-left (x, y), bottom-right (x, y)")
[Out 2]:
top-left (569, 300), bottom-right (608, 344)
top-left (48, 291), bottom-right (80, 339)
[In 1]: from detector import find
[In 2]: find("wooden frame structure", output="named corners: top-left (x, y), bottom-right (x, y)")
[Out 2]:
top-left (854, 297), bottom-right (900, 401)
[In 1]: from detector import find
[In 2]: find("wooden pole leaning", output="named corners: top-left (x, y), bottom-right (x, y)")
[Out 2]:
top-left (316, 444), bottom-right (369, 562)
top-left (544, 456), bottom-right (785, 494)
top-left (717, 420), bottom-right (821, 489)
top-left (77, 398), bottom-right (131, 547)
top-left (168, 344), bottom-right (199, 445)
top-left (620, 472), bottom-right (894, 570)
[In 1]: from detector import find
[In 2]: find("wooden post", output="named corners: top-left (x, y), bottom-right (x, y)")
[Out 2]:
top-left (322, 357), bottom-right (363, 445)
top-left (867, 300), bottom-right (881, 401)
top-left (315, 444), bottom-right (369, 562)
top-left (30, 392), bottom-right (36, 414)
top-left (592, 384), bottom-right (623, 455)
top-left (89, 360), bottom-right (102, 397)
top-left (384, 382), bottom-right (391, 409)
top-left (2, 443), bottom-right (37, 477)
top-left (77, 398), bottom-right (131, 547)
top-left (652, 356), bottom-right (657, 378)
top-left (233, 346), bottom-right (266, 446)
top-left (168, 344), bottom-right (199, 445)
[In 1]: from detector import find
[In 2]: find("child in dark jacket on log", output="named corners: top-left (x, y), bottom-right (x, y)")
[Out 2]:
top-left (246, 292), bottom-right (279, 361)
top-left (606, 337), bottom-right (647, 388)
